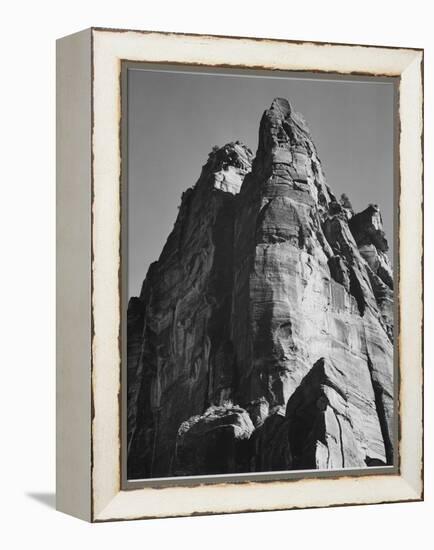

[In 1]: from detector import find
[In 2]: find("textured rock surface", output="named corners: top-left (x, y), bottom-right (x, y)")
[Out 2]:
top-left (174, 404), bottom-right (254, 476)
top-left (285, 358), bottom-right (386, 469)
top-left (127, 142), bottom-right (253, 478)
top-left (127, 99), bottom-right (394, 479)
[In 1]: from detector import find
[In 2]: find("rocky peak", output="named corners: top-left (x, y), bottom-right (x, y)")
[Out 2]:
top-left (206, 141), bottom-right (253, 173)
top-left (349, 204), bottom-right (389, 252)
top-left (249, 98), bottom-right (335, 216)
top-left (199, 141), bottom-right (253, 195)
top-left (270, 97), bottom-right (292, 118)
top-left (127, 97), bottom-right (394, 479)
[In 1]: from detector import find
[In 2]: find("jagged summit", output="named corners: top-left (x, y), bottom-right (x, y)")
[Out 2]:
top-left (207, 141), bottom-right (253, 168)
top-left (201, 141), bottom-right (253, 195)
top-left (127, 98), bottom-right (394, 479)
top-left (270, 97), bottom-right (292, 118)
top-left (350, 204), bottom-right (389, 252)
top-left (249, 98), bottom-right (334, 215)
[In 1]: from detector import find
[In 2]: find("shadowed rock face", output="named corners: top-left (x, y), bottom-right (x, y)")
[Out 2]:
top-left (127, 142), bottom-right (254, 478)
top-left (174, 405), bottom-right (254, 476)
top-left (127, 99), bottom-right (394, 479)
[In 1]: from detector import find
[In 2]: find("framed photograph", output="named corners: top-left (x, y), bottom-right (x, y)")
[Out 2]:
top-left (56, 27), bottom-right (423, 522)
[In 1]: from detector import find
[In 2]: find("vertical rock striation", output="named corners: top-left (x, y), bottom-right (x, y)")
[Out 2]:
top-left (127, 99), bottom-right (394, 479)
top-left (127, 142), bottom-right (254, 478)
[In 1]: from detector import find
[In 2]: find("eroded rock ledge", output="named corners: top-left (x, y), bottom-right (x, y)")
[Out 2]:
top-left (127, 99), bottom-right (394, 479)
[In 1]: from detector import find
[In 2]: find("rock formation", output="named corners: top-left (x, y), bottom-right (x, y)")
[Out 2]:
top-left (127, 99), bottom-right (394, 479)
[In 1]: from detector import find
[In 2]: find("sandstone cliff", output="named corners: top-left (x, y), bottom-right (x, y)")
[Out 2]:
top-left (127, 99), bottom-right (394, 479)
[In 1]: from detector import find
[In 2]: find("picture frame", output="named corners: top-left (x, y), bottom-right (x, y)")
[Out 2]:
top-left (56, 27), bottom-right (423, 522)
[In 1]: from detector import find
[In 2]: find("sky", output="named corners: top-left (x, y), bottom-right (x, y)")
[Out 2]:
top-left (127, 67), bottom-right (396, 298)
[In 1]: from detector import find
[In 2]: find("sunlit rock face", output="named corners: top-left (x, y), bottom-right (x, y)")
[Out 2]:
top-left (127, 99), bottom-right (394, 479)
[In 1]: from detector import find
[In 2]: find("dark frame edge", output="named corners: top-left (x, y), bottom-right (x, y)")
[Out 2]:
top-left (90, 26), bottom-right (424, 53)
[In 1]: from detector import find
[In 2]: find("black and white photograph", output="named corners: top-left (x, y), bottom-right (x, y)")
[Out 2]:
top-left (125, 66), bottom-right (396, 481)
top-left (1, 0), bottom-right (429, 540)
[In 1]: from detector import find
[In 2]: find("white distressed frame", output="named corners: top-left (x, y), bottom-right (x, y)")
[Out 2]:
top-left (57, 28), bottom-right (423, 522)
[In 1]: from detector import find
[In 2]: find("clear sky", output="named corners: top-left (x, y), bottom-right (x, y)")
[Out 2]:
top-left (128, 67), bottom-right (395, 298)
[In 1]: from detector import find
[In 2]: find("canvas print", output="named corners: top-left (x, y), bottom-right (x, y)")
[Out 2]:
top-left (125, 67), bottom-right (395, 481)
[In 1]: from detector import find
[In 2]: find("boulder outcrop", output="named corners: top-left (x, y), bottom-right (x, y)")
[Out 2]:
top-left (127, 99), bottom-right (394, 479)
top-left (174, 404), bottom-right (254, 476)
